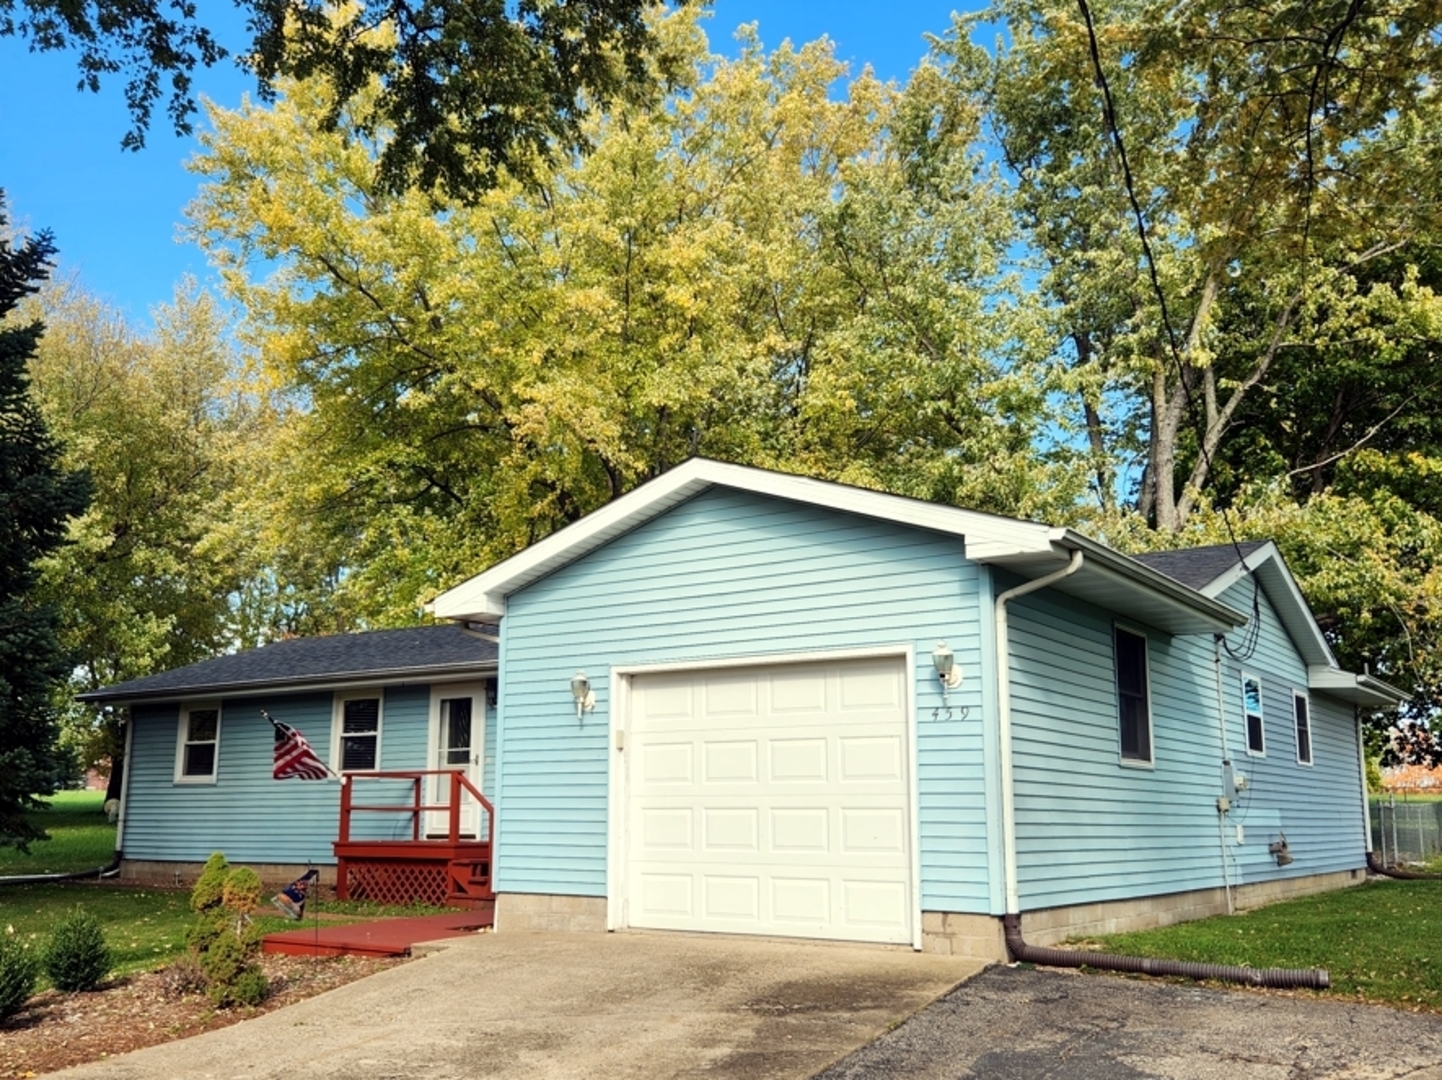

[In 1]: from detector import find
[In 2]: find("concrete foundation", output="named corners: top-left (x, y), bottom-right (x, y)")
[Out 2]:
top-left (922, 868), bottom-right (1366, 958)
top-left (495, 892), bottom-right (608, 933)
top-left (120, 858), bottom-right (338, 891)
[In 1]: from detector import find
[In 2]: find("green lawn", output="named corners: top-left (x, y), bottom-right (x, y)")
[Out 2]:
top-left (0, 791), bottom-right (118, 875)
top-left (1075, 878), bottom-right (1442, 1010)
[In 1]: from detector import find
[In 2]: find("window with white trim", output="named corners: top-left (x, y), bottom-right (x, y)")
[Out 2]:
top-left (1293, 691), bottom-right (1312, 765)
top-left (335, 695), bottom-right (382, 771)
top-left (1242, 674), bottom-right (1265, 755)
top-left (176, 703), bottom-right (220, 783)
top-left (1114, 626), bottom-right (1152, 764)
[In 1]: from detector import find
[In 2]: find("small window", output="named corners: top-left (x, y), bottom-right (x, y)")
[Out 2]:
top-left (1114, 626), bottom-right (1152, 764)
top-left (1294, 692), bottom-right (1312, 766)
top-left (176, 703), bottom-right (220, 783)
top-left (337, 696), bottom-right (382, 771)
top-left (1242, 674), bottom-right (1265, 755)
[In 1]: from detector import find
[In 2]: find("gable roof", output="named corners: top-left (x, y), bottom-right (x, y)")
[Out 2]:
top-left (79, 624), bottom-right (497, 705)
top-left (1131, 542), bottom-right (1270, 591)
top-left (1136, 540), bottom-right (1407, 708)
top-left (432, 458), bottom-right (1246, 637)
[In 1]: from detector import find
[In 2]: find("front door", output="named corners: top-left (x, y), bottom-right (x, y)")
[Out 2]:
top-left (427, 682), bottom-right (488, 838)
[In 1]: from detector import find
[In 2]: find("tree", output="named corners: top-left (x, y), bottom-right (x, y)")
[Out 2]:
top-left (22, 280), bottom-right (275, 791)
top-left (0, 201), bottom-right (90, 847)
top-left (947, 0), bottom-right (1442, 530)
top-left (2, 0), bottom-right (692, 201)
top-left (187, 11), bottom-right (1061, 622)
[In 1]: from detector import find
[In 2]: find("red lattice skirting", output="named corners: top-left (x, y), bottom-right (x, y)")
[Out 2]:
top-left (334, 840), bottom-right (493, 909)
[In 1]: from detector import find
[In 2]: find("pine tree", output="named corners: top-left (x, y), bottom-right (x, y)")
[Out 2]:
top-left (0, 198), bottom-right (91, 847)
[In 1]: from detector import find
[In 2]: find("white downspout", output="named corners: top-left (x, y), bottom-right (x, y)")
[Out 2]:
top-left (997, 549), bottom-right (1085, 915)
top-left (1213, 637), bottom-right (1234, 914)
top-left (1356, 706), bottom-right (1373, 854)
top-left (115, 712), bottom-right (135, 855)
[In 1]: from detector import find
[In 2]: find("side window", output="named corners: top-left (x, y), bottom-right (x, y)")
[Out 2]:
top-left (176, 703), bottom-right (220, 783)
top-left (1242, 674), bottom-right (1265, 755)
top-left (336, 695), bottom-right (382, 771)
top-left (1293, 692), bottom-right (1313, 766)
top-left (1114, 626), bottom-right (1152, 764)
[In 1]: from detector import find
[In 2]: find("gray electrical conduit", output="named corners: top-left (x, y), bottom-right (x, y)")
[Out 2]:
top-left (1002, 914), bottom-right (1331, 989)
top-left (0, 852), bottom-right (121, 886)
top-left (1367, 850), bottom-right (1442, 880)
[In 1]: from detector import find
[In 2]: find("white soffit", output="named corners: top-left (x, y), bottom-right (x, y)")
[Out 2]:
top-left (431, 458), bottom-right (1245, 634)
top-left (1308, 666), bottom-right (1409, 708)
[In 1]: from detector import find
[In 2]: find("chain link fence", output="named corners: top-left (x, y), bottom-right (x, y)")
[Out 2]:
top-left (1371, 797), bottom-right (1442, 866)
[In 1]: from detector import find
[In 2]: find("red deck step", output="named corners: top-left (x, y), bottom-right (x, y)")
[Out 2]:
top-left (262, 906), bottom-right (494, 958)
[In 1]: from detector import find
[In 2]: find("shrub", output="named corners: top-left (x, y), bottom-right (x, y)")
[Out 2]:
top-left (229, 968), bottom-right (269, 1008)
top-left (0, 931), bottom-right (39, 1020)
top-left (43, 908), bottom-right (111, 992)
top-left (221, 867), bottom-right (262, 922)
top-left (155, 953), bottom-right (209, 999)
top-left (190, 852), bottom-right (231, 913)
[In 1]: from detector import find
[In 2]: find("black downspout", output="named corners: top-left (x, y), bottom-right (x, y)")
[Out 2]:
top-left (1002, 913), bottom-right (1330, 989)
top-left (1367, 850), bottom-right (1442, 880)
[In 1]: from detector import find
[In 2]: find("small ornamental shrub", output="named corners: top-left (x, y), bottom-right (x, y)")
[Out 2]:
top-left (0, 930), bottom-right (39, 1020)
top-left (43, 908), bottom-right (111, 992)
top-left (185, 852), bottom-right (269, 1008)
top-left (190, 852), bottom-right (231, 913)
top-left (155, 953), bottom-right (209, 999)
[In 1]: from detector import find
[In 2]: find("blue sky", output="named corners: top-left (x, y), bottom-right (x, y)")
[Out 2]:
top-left (0, 1), bottom-right (972, 327)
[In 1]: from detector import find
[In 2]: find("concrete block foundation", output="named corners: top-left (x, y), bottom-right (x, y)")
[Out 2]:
top-left (495, 892), bottom-right (608, 933)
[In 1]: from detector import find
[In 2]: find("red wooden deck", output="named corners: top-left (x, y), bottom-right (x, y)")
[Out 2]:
top-left (262, 906), bottom-right (495, 958)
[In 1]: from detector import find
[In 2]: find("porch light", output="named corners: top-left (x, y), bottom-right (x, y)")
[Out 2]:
top-left (932, 642), bottom-right (962, 690)
top-left (571, 671), bottom-right (596, 720)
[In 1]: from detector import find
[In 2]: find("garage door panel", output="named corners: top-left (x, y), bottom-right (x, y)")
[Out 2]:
top-left (627, 656), bottom-right (913, 945)
top-left (702, 740), bottom-right (759, 782)
top-left (769, 738), bottom-right (829, 782)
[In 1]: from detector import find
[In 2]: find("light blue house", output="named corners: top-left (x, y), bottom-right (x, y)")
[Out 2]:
top-left (91, 459), bottom-right (1403, 956)
top-left (81, 625), bottom-right (499, 901)
top-left (429, 459), bottom-right (1404, 955)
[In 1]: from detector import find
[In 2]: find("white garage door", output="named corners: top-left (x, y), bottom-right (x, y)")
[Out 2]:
top-left (625, 655), bottom-right (914, 944)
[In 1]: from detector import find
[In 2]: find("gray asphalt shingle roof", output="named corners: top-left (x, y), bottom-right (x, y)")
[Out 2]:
top-left (1131, 541), bottom-right (1270, 590)
top-left (79, 624), bottom-right (497, 703)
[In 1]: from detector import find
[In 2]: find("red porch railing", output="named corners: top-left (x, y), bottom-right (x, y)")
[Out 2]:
top-left (333, 770), bottom-right (494, 909)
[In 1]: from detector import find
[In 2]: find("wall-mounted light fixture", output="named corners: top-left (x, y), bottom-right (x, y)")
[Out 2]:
top-left (571, 671), bottom-right (596, 720)
top-left (932, 642), bottom-right (963, 692)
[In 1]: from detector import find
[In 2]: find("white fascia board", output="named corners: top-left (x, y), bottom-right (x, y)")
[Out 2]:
top-left (1198, 541), bottom-right (1336, 667)
top-left (1057, 531), bottom-right (1249, 632)
top-left (1308, 665), bottom-right (1409, 708)
top-left (431, 458), bottom-right (1058, 620)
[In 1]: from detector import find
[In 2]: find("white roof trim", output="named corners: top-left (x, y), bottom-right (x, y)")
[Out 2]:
top-left (1308, 666), bottom-right (1409, 708)
top-left (432, 458), bottom-right (1245, 634)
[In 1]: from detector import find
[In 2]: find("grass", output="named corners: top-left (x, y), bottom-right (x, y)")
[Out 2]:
top-left (1075, 878), bottom-right (1442, 1011)
top-left (2, 883), bottom-right (193, 982)
top-left (0, 791), bottom-right (117, 875)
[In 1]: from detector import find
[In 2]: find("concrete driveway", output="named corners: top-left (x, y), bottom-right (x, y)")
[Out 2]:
top-left (50, 931), bottom-right (985, 1080)
top-left (816, 965), bottom-right (1442, 1080)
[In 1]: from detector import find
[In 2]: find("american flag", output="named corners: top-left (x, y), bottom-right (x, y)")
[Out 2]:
top-left (264, 711), bottom-right (332, 780)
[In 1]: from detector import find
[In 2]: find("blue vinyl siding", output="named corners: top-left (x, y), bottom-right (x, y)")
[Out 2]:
top-left (121, 683), bottom-right (474, 865)
top-left (496, 487), bottom-right (991, 909)
top-left (1006, 572), bottom-right (1365, 911)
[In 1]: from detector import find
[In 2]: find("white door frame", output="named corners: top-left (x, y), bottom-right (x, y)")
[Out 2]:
top-left (606, 644), bottom-right (920, 948)
top-left (426, 680), bottom-right (489, 838)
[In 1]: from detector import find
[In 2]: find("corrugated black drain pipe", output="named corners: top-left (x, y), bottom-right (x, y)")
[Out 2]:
top-left (1002, 914), bottom-right (1330, 989)
top-left (1367, 850), bottom-right (1442, 880)
top-left (0, 853), bottom-right (122, 887)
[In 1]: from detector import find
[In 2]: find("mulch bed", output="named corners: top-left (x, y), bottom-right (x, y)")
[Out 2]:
top-left (0, 952), bottom-right (406, 1077)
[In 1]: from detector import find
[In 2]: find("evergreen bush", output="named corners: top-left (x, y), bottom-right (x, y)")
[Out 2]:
top-left (0, 931), bottom-right (39, 1019)
top-left (190, 851), bottom-right (231, 912)
top-left (184, 851), bottom-right (269, 1008)
top-left (42, 908), bottom-right (111, 992)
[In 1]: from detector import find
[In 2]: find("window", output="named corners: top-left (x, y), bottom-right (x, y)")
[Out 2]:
top-left (1242, 674), bottom-right (1265, 755)
top-left (1293, 692), bottom-right (1312, 766)
top-left (336, 695), bottom-right (382, 771)
top-left (1114, 626), bottom-right (1152, 764)
top-left (176, 703), bottom-right (220, 782)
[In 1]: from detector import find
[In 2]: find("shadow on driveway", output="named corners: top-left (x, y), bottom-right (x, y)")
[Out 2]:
top-left (816, 965), bottom-right (1442, 1080)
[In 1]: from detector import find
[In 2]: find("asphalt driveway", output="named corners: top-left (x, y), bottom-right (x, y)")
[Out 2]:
top-left (816, 965), bottom-right (1442, 1080)
top-left (48, 931), bottom-right (984, 1080)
